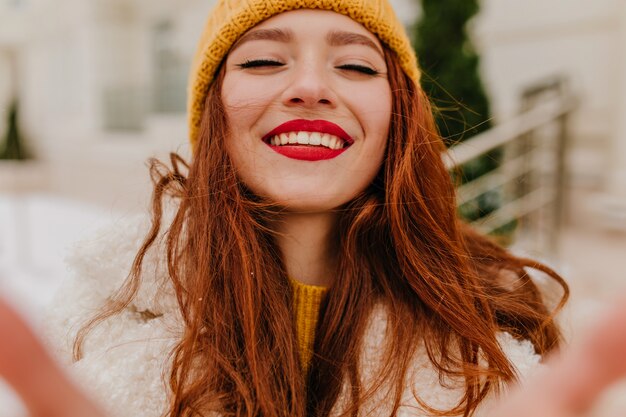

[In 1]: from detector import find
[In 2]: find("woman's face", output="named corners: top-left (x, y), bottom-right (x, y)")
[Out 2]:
top-left (222, 9), bottom-right (392, 212)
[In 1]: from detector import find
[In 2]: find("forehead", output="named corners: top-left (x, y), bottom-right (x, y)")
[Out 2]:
top-left (231, 8), bottom-right (384, 50)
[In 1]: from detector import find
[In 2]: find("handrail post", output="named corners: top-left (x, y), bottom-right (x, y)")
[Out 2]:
top-left (552, 111), bottom-right (570, 257)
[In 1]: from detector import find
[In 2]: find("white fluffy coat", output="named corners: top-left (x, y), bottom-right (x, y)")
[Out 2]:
top-left (44, 215), bottom-right (541, 417)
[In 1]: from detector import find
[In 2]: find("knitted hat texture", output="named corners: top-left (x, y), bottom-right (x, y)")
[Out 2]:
top-left (188, 0), bottom-right (421, 148)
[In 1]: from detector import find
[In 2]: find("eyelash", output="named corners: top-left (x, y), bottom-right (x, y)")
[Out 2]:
top-left (237, 59), bottom-right (380, 76)
top-left (336, 64), bottom-right (379, 76)
top-left (238, 59), bottom-right (284, 68)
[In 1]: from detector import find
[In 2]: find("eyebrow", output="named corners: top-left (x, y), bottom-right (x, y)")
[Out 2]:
top-left (231, 28), bottom-right (384, 58)
top-left (232, 28), bottom-right (293, 50)
top-left (326, 30), bottom-right (384, 58)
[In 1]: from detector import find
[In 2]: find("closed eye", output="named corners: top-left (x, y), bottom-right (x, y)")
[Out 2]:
top-left (336, 64), bottom-right (379, 76)
top-left (237, 59), bottom-right (285, 68)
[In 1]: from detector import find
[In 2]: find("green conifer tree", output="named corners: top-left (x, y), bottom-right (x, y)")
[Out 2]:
top-left (413, 0), bottom-right (501, 223)
top-left (0, 100), bottom-right (29, 160)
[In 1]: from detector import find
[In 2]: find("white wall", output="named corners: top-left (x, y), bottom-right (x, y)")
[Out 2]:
top-left (0, 0), bottom-right (198, 210)
top-left (475, 0), bottom-right (620, 186)
top-left (609, 2), bottom-right (626, 200)
top-left (0, 52), bottom-right (12, 137)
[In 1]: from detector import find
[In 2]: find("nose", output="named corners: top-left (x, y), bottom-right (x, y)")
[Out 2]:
top-left (281, 62), bottom-right (337, 109)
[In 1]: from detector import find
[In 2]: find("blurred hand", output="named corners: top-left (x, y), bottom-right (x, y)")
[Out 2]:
top-left (489, 296), bottom-right (626, 417)
top-left (0, 297), bottom-right (108, 417)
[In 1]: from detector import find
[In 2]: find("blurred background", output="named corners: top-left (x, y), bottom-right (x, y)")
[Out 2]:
top-left (0, 0), bottom-right (625, 414)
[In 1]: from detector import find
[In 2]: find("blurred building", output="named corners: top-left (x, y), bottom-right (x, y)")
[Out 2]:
top-left (475, 0), bottom-right (626, 230)
top-left (0, 0), bottom-right (216, 208)
top-left (0, 0), bottom-right (624, 221)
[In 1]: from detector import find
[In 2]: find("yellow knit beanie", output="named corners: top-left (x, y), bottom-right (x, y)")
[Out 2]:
top-left (187, 0), bottom-right (421, 149)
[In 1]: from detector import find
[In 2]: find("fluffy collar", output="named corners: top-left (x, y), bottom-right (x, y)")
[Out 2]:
top-left (45, 215), bottom-right (541, 417)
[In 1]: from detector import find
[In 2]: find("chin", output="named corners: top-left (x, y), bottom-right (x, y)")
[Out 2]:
top-left (270, 191), bottom-right (351, 212)
top-left (275, 196), bottom-right (346, 213)
top-left (251, 181), bottom-right (355, 213)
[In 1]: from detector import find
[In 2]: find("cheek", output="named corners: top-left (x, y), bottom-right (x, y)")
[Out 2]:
top-left (352, 85), bottom-right (392, 161)
top-left (222, 74), bottom-right (279, 112)
top-left (222, 83), bottom-right (269, 164)
top-left (337, 75), bottom-right (392, 142)
top-left (222, 76), bottom-right (267, 134)
top-left (360, 86), bottom-right (392, 138)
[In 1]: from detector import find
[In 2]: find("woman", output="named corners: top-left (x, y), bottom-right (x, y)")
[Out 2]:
top-left (29, 1), bottom-right (570, 416)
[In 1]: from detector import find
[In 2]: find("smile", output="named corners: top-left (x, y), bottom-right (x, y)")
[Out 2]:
top-left (262, 119), bottom-right (353, 161)
top-left (269, 132), bottom-right (345, 149)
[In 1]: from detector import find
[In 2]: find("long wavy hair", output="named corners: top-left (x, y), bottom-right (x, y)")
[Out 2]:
top-left (75, 45), bottom-right (568, 417)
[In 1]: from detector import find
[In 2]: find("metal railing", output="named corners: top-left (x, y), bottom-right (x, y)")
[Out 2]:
top-left (443, 77), bottom-right (577, 258)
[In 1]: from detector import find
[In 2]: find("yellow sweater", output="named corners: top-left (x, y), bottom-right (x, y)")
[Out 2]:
top-left (290, 278), bottom-right (328, 375)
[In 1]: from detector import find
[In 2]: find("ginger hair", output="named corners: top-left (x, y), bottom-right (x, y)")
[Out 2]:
top-left (75, 46), bottom-right (568, 417)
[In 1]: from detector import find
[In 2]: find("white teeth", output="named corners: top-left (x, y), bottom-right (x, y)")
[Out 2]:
top-left (269, 131), bottom-right (346, 149)
top-left (296, 131), bottom-right (308, 144)
top-left (309, 132), bottom-right (322, 145)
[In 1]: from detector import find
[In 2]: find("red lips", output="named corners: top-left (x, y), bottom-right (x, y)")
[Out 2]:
top-left (263, 119), bottom-right (353, 161)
